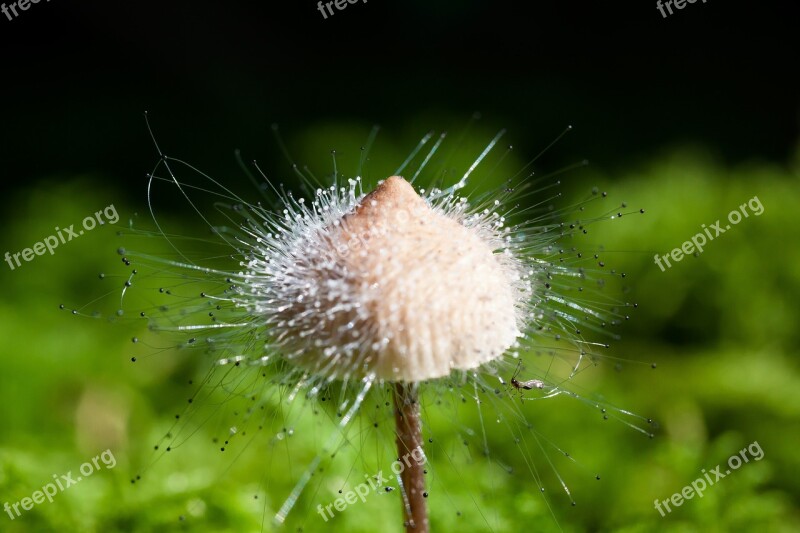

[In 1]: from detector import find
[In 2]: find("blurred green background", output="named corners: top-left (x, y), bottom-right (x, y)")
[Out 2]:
top-left (0, 1), bottom-right (798, 532)
top-left (1, 128), bottom-right (798, 532)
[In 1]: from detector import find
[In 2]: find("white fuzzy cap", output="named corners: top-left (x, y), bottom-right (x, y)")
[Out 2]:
top-left (281, 176), bottom-right (523, 382)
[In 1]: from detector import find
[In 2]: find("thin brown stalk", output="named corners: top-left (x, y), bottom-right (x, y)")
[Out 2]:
top-left (393, 382), bottom-right (428, 533)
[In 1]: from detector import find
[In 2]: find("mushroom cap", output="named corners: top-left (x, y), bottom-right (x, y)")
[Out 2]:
top-left (283, 176), bottom-right (523, 382)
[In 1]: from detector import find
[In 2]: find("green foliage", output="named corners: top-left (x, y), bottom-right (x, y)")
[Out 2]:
top-left (1, 143), bottom-right (798, 532)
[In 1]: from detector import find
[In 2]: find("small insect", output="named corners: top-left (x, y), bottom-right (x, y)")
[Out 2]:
top-left (509, 361), bottom-right (545, 393)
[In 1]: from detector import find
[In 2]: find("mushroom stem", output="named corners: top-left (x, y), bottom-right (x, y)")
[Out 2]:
top-left (393, 382), bottom-right (428, 533)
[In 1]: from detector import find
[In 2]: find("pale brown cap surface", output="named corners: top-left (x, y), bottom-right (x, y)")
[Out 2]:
top-left (286, 176), bottom-right (522, 382)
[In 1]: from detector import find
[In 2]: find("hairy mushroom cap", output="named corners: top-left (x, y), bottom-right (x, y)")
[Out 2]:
top-left (281, 176), bottom-right (524, 382)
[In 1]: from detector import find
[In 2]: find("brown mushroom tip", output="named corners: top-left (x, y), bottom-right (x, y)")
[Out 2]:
top-left (353, 176), bottom-right (425, 218)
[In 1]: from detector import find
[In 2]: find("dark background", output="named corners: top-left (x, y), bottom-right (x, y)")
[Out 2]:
top-left (0, 0), bottom-right (797, 198)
